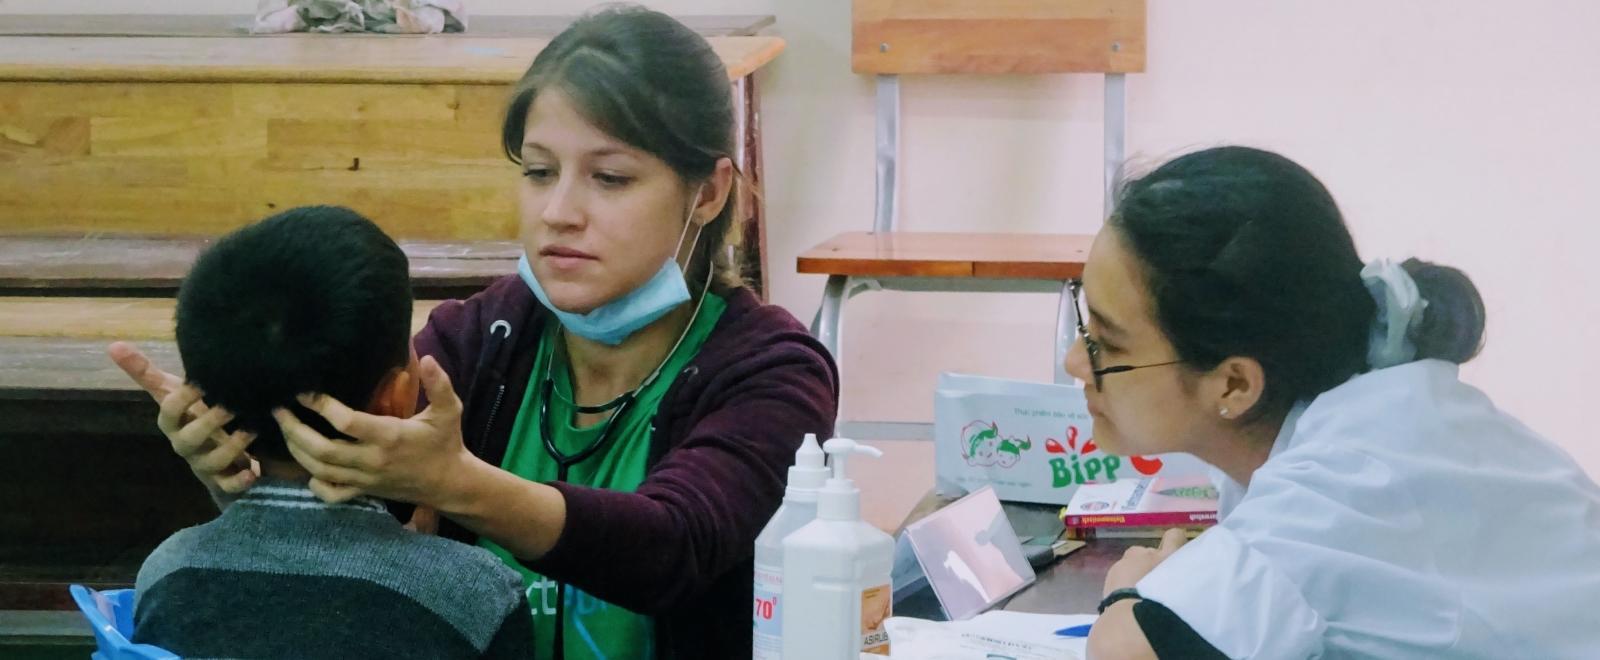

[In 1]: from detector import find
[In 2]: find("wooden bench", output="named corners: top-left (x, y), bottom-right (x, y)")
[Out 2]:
top-left (0, 297), bottom-right (443, 341)
top-left (0, 336), bottom-right (190, 617)
top-left (0, 13), bottom-right (774, 39)
top-left (0, 20), bottom-right (783, 295)
top-left (0, 235), bottom-right (520, 299)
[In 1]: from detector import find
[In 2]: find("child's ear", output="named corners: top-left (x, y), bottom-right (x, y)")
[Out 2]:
top-left (367, 368), bottom-right (418, 418)
top-left (367, 353), bottom-right (421, 419)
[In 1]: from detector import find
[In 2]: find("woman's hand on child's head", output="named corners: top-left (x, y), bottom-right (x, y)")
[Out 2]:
top-left (109, 341), bottom-right (181, 400)
top-left (159, 384), bottom-right (259, 493)
top-left (110, 342), bottom-right (258, 494)
top-left (274, 355), bottom-right (471, 506)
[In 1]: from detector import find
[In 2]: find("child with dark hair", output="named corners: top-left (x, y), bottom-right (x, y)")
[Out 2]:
top-left (133, 206), bottom-right (534, 659)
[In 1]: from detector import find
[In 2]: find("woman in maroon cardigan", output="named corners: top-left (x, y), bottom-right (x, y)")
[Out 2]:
top-left (111, 6), bottom-right (837, 658)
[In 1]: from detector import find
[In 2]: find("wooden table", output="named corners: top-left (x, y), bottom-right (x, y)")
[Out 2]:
top-left (798, 231), bottom-right (1092, 281)
top-left (896, 491), bottom-right (1155, 616)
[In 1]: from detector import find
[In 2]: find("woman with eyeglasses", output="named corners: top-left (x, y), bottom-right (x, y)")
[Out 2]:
top-left (108, 7), bottom-right (836, 659)
top-left (1072, 147), bottom-right (1600, 659)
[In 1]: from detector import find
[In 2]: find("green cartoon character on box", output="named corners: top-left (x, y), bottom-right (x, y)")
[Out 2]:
top-left (961, 421), bottom-right (1031, 469)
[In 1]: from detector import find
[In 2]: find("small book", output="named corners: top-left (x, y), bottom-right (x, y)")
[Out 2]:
top-left (1059, 475), bottom-right (1220, 529)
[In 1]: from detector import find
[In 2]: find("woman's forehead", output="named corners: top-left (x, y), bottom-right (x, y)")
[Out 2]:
top-left (522, 89), bottom-right (638, 159)
top-left (1083, 230), bottom-right (1154, 337)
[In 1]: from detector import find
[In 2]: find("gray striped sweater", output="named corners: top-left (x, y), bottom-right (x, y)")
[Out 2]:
top-left (133, 480), bottom-right (533, 659)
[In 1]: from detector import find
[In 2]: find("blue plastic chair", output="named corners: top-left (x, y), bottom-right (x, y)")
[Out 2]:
top-left (68, 584), bottom-right (178, 660)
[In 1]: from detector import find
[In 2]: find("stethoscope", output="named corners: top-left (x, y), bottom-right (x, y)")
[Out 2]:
top-left (538, 367), bottom-right (636, 485)
top-left (538, 262), bottom-right (711, 660)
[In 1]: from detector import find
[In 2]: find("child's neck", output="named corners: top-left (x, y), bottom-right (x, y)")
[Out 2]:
top-left (256, 457), bottom-right (314, 484)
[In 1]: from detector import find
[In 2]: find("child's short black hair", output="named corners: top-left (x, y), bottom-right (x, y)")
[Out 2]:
top-left (175, 206), bottom-right (412, 461)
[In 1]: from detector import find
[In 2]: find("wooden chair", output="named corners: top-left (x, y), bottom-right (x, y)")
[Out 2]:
top-left (798, 0), bottom-right (1145, 434)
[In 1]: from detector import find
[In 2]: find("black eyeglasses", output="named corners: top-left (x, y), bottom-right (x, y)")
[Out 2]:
top-left (1069, 281), bottom-right (1183, 391)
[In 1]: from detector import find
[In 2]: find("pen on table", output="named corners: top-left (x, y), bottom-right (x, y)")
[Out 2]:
top-left (1054, 623), bottom-right (1093, 638)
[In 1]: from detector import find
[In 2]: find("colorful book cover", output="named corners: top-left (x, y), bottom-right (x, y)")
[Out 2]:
top-left (1058, 475), bottom-right (1220, 529)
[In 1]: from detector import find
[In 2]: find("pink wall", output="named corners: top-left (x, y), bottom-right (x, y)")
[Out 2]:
top-left (759, 1), bottom-right (1600, 488)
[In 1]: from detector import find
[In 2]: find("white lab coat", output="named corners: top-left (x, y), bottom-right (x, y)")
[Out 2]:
top-left (1137, 360), bottom-right (1600, 659)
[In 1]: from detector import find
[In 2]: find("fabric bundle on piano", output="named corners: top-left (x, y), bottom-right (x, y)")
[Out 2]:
top-left (253, 0), bottom-right (467, 34)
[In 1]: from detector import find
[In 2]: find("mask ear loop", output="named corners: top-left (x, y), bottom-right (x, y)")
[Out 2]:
top-left (674, 184), bottom-right (707, 276)
top-left (633, 185), bottom-right (716, 391)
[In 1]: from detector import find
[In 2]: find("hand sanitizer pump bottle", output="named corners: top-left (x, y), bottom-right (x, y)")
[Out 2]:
top-left (780, 438), bottom-right (894, 659)
top-left (753, 433), bottom-right (828, 659)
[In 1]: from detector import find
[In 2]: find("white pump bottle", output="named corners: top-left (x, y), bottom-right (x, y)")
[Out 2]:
top-left (752, 433), bottom-right (829, 659)
top-left (780, 438), bottom-right (894, 659)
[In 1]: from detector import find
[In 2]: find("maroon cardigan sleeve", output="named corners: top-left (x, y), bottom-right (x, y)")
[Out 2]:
top-left (519, 334), bottom-right (838, 614)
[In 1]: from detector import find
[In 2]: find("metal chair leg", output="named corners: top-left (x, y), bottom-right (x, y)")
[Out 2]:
top-left (812, 275), bottom-right (850, 416)
top-left (1103, 73), bottom-right (1126, 218)
top-left (812, 275), bottom-right (848, 364)
top-left (875, 75), bottom-right (901, 234)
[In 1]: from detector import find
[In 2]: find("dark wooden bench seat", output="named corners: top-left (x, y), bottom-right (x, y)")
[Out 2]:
top-left (0, 235), bottom-right (521, 299)
top-left (0, 337), bottom-right (202, 612)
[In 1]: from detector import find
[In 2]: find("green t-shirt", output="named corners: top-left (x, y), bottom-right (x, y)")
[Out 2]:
top-left (480, 294), bottom-right (726, 660)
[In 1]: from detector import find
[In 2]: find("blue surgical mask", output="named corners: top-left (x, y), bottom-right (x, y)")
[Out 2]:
top-left (519, 195), bottom-right (705, 346)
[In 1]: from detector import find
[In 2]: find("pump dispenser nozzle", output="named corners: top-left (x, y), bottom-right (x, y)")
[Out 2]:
top-left (824, 437), bottom-right (881, 480)
top-left (817, 438), bottom-right (882, 521)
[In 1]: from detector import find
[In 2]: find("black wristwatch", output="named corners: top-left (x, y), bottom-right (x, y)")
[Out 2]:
top-left (1098, 587), bottom-right (1142, 614)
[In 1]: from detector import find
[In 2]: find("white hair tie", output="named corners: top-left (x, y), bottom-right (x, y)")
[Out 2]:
top-left (1361, 259), bottom-right (1428, 370)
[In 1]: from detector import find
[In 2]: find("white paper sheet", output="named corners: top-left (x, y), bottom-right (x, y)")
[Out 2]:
top-left (863, 610), bottom-right (1096, 659)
